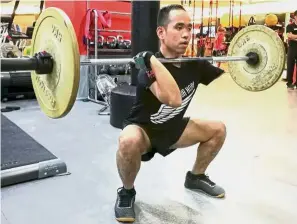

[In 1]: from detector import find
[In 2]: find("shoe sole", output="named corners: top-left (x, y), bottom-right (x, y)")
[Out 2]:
top-left (116, 217), bottom-right (135, 223)
top-left (185, 187), bottom-right (225, 199)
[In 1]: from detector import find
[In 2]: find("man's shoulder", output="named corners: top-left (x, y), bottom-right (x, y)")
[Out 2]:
top-left (286, 23), bottom-right (295, 29)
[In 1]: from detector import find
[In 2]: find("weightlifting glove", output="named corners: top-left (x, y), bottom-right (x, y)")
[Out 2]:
top-left (133, 51), bottom-right (154, 70)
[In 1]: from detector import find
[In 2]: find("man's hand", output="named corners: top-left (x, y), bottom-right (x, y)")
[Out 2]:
top-left (287, 32), bottom-right (293, 40)
top-left (287, 32), bottom-right (297, 41)
top-left (134, 51), bottom-right (182, 107)
top-left (133, 51), bottom-right (154, 70)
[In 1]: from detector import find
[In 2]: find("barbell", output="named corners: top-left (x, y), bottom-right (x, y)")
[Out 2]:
top-left (0, 7), bottom-right (286, 119)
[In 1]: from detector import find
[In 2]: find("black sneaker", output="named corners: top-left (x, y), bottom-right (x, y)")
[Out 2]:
top-left (115, 187), bottom-right (136, 223)
top-left (184, 171), bottom-right (225, 198)
top-left (287, 83), bottom-right (295, 90)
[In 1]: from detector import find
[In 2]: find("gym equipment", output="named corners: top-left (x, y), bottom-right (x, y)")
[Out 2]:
top-left (110, 84), bottom-right (136, 128)
top-left (1, 114), bottom-right (67, 187)
top-left (117, 35), bottom-right (126, 49)
top-left (1, 72), bottom-right (32, 88)
top-left (96, 74), bottom-right (118, 115)
top-left (99, 65), bottom-right (108, 74)
top-left (1, 72), bottom-right (35, 102)
top-left (124, 40), bottom-right (131, 49)
top-left (108, 65), bottom-right (120, 76)
top-left (96, 74), bottom-right (117, 106)
top-left (98, 35), bottom-right (105, 48)
top-left (106, 36), bottom-right (117, 49)
top-left (0, 7), bottom-right (286, 119)
top-left (1, 43), bottom-right (21, 58)
top-left (3, 7), bottom-right (80, 119)
top-left (227, 25), bottom-right (286, 91)
top-left (118, 65), bottom-right (126, 75)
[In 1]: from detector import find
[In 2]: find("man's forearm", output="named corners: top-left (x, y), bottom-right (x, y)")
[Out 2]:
top-left (291, 34), bottom-right (297, 40)
top-left (287, 32), bottom-right (297, 40)
top-left (149, 56), bottom-right (182, 104)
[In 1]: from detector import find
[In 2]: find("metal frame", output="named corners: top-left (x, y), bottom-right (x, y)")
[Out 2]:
top-left (86, 9), bottom-right (132, 114)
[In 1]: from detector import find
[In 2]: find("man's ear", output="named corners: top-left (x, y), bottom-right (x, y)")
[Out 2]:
top-left (156, 26), bottom-right (165, 40)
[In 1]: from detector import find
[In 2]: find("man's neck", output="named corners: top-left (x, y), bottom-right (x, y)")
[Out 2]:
top-left (160, 45), bottom-right (182, 58)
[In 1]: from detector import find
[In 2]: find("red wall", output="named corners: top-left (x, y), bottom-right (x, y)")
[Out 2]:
top-left (45, 1), bottom-right (131, 55)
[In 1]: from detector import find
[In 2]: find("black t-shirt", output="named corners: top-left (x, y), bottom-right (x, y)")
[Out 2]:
top-left (286, 23), bottom-right (297, 48)
top-left (125, 52), bottom-right (225, 129)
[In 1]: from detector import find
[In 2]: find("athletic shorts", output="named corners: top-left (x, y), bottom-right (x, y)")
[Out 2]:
top-left (122, 117), bottom-right (190, 162)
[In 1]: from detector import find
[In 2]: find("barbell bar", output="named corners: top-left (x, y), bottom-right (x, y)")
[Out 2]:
top-left (80, 55), bottom-right (254, 66)
top-left (0, 7), bottom-right (286, 119)
top-left (1, 55), bottom-right (255, 72)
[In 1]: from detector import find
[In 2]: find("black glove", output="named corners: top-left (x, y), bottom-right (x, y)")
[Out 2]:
top-left (132, 51), bottom-right (154, 70)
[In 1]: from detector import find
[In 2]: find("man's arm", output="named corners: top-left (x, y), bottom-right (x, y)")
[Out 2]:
top-left (149, 56), bottom-right (182, 107)
top-left (288, 32), bottom-right (297, 40)
top-left (285, 24), bottom-right (297, 40)
top-left (199, 60), bottom-right (225, 86)
top-left (136, 52), bottom-right (182, 108)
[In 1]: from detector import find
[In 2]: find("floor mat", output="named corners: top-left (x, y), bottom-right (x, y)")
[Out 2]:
top-left (1, 114), bottom-right (67, 187)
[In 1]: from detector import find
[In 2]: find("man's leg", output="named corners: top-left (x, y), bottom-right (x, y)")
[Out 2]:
top-left (171, 119), bottom-right (227, 198)
top-left (286, 47), bottom-right (295, 90)
top-left (294, 53), bottom-right (297, 87)
top-left (115, 124), bottom-right (151, 223)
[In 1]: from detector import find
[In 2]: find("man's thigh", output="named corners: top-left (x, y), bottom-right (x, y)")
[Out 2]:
top-left (170, 119), bottom-right (224, 149)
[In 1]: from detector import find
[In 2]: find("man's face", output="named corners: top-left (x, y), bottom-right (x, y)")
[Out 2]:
top-left (157, 9), bottom-right (192, 55)
top-left (295, 14), bottom-right (297, 22)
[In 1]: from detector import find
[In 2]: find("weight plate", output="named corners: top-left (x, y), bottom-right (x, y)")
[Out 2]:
top-left (227, 25), bottom-right (286, 91)
top-left (31, 7), bottom-right (80, 118)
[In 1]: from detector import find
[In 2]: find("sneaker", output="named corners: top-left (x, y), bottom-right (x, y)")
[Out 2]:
top-left (114, 187), bottom-right (136, 223)
top-left (184, 171), bottom-right (225, 198)
top-left (287, 83), bottom-right (295, 90)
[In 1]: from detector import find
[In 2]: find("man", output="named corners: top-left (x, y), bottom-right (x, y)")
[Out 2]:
top-left (213, 26), bottom-right (227, 67)
top-left (286, 10), bottom-right (297, 90)
top-left (115, 5), bottom-right (227, 223)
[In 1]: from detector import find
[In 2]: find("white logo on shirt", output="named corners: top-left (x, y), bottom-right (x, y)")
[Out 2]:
top-left (150, 82), bottom-right (195, 124)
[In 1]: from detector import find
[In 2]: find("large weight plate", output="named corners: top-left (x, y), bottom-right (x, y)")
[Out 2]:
top-left (227, 25), bottom-right (286, 91)
top-left (31, 7), bottom-right (80, 118)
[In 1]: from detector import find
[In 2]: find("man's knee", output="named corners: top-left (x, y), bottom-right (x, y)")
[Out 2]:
top-left (118, 125), bottom-right (151, 158)
top-left (213, 121), bottom-right (227, 142)
top-left (118, 135), bottom-right (143, 158)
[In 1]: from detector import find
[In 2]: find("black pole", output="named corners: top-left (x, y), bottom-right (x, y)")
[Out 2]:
top-left (1, 58), bottom-right (38, 72)
top-left (131, 0), bottom-right (160, 86)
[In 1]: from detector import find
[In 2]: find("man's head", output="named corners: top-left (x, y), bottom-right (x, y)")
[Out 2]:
top-left (156, 4), bottom-right (192, 57)
top-left (294, 10), bottom-right (297, 22)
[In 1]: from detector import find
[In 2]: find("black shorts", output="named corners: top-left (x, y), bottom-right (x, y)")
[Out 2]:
top-left (123, 117), bottom-right (190, 161)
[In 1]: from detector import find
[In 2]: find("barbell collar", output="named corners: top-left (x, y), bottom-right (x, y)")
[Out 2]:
top-left (1, 52), bottom-right (53, 74)
top-left (245, 52), bottom-right (259, 66)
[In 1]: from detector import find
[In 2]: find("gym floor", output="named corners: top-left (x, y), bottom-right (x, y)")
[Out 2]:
top-left (1, 73), bottom-right (297, 224)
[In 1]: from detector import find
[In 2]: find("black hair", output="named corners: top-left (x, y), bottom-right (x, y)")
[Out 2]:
top-left (157, 4), bottom-right (186, 27)
top-left (294, 10), bottom-right (297, 16)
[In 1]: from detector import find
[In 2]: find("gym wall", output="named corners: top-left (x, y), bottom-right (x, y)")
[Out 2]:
top-left (44, 1), bottom-right (131, 56)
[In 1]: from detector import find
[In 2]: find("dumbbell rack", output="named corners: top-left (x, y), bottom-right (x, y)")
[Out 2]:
top-left (86, 9), bottom-right (132, 115)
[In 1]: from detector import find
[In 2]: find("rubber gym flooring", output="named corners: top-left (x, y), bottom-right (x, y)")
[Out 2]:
top-left (1, 73), bottom-right (297, 224)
